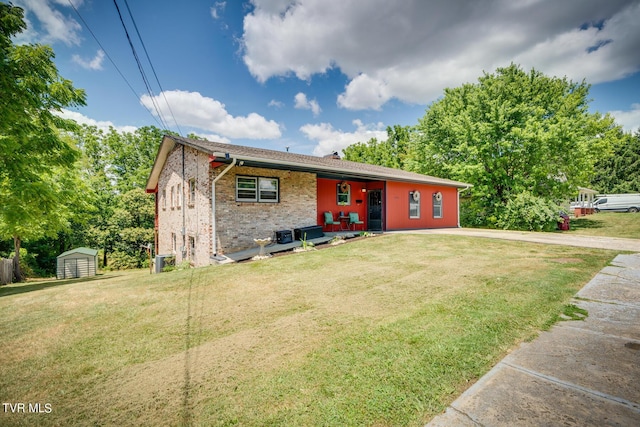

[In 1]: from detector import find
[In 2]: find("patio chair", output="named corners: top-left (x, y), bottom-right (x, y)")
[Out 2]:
top-left (348, 212), bottom-right (364, 231)
top-left (324, 211), bottom-right (338, 231)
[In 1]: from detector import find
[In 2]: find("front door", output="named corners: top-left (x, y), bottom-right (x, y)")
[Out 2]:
top-left (367, 190), bottom-right (383, 231)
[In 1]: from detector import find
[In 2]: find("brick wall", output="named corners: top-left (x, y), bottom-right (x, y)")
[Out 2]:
top-left (215, 166), bottom-right (317, 255)
top-left (157, 145), bottom-right (212, 266)
top-left (157, 143), bottom-right (318, 266)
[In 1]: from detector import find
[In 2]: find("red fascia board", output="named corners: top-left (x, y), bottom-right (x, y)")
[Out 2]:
top-left (209, 155), bottom-right (226, 168)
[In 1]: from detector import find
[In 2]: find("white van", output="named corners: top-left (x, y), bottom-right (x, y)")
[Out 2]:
top-left (593, 194), bottom-right (640, 213)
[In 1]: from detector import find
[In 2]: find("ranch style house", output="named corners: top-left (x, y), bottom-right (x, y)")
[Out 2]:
top-left (145, 135), bottom-right (471, 267)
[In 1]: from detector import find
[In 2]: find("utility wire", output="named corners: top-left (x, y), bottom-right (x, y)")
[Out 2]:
top-left (112, 0), bottom-right (170, 131)
top-left (123, 0), bottom-right (183, 136)
top-left (66, 0), bottom-right (166, 130)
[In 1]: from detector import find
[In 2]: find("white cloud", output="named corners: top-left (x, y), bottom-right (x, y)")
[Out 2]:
top-left (294, 92), bottom-right (321, 116)
top-left (140, 90), bottom-right (282, 139)
top-left (72, 50), bottom-right (105, 70)
top-left (301, 119), bottom-right (387, 156)
top-left (609, 103), bottom-right (640, 133)
top-left (14, 0), bottom-right (83, 46)
top-left (56, 109), bottom-right (138, 134)
top-left (211, 2), bottom-right (226, 19)
top-left (268, 99), bottom-right (284, 108)
top-left (243, 0), bottom-right (640, 110)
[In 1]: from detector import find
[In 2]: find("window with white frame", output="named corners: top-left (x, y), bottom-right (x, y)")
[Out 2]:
top-left (176, 184), bottom-right (182, 208)
top-left (188, 178), bottom-right (196, 206)
top-left (171, 233), bottom-right (176, 252)
top-left (409, 191), bottom-right (420, 218)
top-left (433, 192), bottom-right (443, 218)
top-left (236, 176), bottom-right (279, 202)
top-left (259, 177), bottom-right (278, 202)
top-left (337, 182), bottom-right (351, 205)
top-left (170, 186), bottom-right (175, 208)
top-left (162, 189), bottom-right (166, 210)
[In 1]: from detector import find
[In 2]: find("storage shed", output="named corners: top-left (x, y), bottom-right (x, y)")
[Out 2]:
top-left (56, 248), bottom-right (98, 279)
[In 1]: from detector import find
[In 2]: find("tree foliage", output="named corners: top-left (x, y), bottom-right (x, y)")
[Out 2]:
top-left (0, 4), bottom-right (86, 281)
top-left (343, 125), bottom-right (412, 169)
top-left (592, 130), bottom-right (640, 193)
top-left (71, 125), bottom-right (161, 269)
top-left (407, 64), bottom-right (622, 228)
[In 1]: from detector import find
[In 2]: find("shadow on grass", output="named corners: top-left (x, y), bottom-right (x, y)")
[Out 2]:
top-left (0, 274), bottom-right (116, 298)
top-left (570, 217), bottom-right (605, 231)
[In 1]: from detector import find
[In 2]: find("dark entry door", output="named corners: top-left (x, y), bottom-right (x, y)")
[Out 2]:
top-left (367, 190), bottom-right (383, 231)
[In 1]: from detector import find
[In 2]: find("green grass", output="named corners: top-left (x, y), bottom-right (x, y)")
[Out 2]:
top-left (569, 211), bottom-right (640, 238)
top-left (0, 234), bottom-right (619, 426)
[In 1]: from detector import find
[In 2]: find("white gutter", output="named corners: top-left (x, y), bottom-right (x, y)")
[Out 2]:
top-left (457, 185), bottom-right (471, 228)
top-left (211, 158), bottom-right (236, 257)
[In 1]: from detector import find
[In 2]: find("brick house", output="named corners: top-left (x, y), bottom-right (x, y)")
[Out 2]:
top-left (146, 135), bottom-right (471, 267)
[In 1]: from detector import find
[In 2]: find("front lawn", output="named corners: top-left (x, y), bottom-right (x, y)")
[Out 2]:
top-left (0, 234), bottom-right (618, 426)
top-left (569, 211), bottom-right (640, 239)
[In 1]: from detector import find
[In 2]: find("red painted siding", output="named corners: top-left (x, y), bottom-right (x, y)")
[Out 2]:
top-left (317, 178), bottom-right (368, 231)
top-left (385, 182), bottom-right (458, 229)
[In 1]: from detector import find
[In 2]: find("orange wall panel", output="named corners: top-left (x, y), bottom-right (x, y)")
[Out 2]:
top-left (385, 182), bottom-right (458, 229)
top-left (317, 178), bottom-right (368, 230)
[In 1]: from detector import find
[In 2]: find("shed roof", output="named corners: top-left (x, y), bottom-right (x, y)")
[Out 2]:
top-left (146, 135), bottom-right (472, 192)
top-left (58, 247), bottom-right (98, 258)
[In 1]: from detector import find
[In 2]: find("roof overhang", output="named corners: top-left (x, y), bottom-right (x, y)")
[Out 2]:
top-left (146, 135), bottom-right (472, 192)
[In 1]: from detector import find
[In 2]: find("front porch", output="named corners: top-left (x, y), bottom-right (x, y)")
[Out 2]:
top-left (222, 231), bottom-right (362, 263)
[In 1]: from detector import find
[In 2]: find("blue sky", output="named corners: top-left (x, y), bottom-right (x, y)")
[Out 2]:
top-left (10, 0), bottom-right (640, 156)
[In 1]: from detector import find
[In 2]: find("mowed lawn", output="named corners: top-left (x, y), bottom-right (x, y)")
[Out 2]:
top-left (0, 234), bottom-right (619, 426)
top-left (569, 211), bottom-right (640, 239)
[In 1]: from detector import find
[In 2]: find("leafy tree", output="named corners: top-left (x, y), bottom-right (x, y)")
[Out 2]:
top-left (343, 125), bottom-right (412, 169)
top-left (106, 189), bottom-right (155, 269)
top-left (70, 125), bottom-right (160, 268)
top-left (592, 130), bottom-right (640, 193)
top-left (0, 4), bottom-right (86, 281)
top-left (408, 64), bottom-right (621, 228)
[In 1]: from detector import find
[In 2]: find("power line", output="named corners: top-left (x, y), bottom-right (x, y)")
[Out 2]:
top-left (111, 0), bottom-right (171, 131)
top-left (122, 0), bottom-right (183, 136)
top-left (66, 0), bottom-right (166, 131)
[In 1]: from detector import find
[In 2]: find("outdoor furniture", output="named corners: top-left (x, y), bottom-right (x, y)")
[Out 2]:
top-left (324, 211), bottom-right (338, 231)
top-left (348, 212), bottom-right (364, 231)
top-left (338, 214), bottom-right (350, 231)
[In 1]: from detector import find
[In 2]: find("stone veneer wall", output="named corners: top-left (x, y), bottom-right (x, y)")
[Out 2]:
top-left (214, 166), bottom-right (317, 254)
top-left (157, 143), bottom-right (318, 266)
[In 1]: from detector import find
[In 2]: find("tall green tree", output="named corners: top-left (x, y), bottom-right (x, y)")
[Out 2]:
top-left (408, 64), bottom-right (621, 228)
top-left (0, 4), bottom-right (86, 281)
top-left (592, 130), bottom-right (640, 193)
top-left (343, 125), bottom-right (412, 169)
top-left (71, 125), bottom-right (161, 268)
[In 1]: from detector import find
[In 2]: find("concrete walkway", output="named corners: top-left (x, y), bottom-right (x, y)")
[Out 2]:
top-left (390, 227), bottom-right (640, 252)
top-left (424, 241), bottom-right (640, 425)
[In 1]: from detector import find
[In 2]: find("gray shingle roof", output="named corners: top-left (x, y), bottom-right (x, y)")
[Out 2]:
top-left (146, 135), bottom-right (471, 190)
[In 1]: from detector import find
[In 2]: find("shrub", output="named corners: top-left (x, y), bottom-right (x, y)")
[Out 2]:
top-left (106, 250), bottom-right (142, 270)
top-left (496, 192), bottom-right (561, 231)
